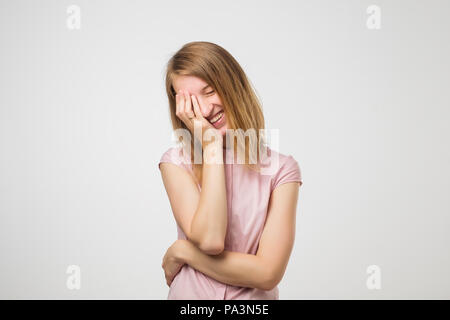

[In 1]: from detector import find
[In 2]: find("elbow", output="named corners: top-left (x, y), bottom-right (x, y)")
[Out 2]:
top-left (198, 240), bottom-right (224, 256)
top-left (189, 217), bottom-right (226, 256)
top-left (258, 270), bottom-right (282, 291)
top-left (258, 280), bottom-right (278, 291)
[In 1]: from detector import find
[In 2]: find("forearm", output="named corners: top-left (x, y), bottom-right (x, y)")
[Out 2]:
top-left (178, 240), bottom-right (273, 291)
top-left (190, 143), bottom-right (228, 253)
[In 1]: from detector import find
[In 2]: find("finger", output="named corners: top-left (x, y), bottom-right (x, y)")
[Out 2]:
top-left (191, 95), bottom-right (203, 120)
top-left (166, 274), bottom-right (172, 286)
top-left (178, 90), bottom-right (186, 117)
top-left (177, 90), bottom-right (189, 123)
top-left (184, 91), bottom-right (195, 119)
top-left (175, 92), bottom-right (181, 118)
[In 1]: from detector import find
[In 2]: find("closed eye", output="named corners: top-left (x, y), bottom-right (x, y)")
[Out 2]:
top-left (205, 90), bottom-right (215, 96)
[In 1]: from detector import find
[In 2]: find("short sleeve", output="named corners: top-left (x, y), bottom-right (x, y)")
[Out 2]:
top-left (158, 147), bottom-right (190, 171)
top-left (271, 155), bottom-right (302, 192)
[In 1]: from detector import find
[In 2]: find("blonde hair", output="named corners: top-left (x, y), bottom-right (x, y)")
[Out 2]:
top-left (164, 41), bottom-right (267, 185)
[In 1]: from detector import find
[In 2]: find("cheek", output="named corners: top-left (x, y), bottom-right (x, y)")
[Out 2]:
top-left (219, 114), bottom-right (228, 136)
top-left (210, 95), bottom-right (223, 106)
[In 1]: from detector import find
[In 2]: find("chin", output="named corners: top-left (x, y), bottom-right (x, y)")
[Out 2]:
top-left (217, 125), bottom-right (228, 136)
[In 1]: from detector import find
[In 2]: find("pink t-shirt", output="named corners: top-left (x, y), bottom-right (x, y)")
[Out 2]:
top-left (158, 145), bottom-right (302, 300)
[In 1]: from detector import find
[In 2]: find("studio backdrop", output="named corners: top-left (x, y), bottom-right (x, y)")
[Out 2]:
top-left (0, 0), bottom-right (449, 299)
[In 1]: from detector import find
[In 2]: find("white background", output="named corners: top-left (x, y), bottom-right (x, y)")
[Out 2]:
top-left (1, 0), bottom-right (449, 299)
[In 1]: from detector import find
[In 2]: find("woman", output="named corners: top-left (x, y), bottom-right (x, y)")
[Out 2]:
top-left (158, 41), bottom-right (302, 299)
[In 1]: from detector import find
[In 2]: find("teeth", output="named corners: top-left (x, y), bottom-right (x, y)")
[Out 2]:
top-left (210, 112), bottom-right (223, 123)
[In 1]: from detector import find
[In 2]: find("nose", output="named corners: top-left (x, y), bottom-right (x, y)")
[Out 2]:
top-left (197, 95), bottom-right (214, 118)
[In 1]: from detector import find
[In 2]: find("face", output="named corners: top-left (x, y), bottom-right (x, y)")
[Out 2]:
top-left (172, 75), bottom-right (228, 137)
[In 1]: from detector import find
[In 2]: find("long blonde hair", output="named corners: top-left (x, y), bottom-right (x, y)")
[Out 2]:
top-left (165, 41), bottom-right (267, 185)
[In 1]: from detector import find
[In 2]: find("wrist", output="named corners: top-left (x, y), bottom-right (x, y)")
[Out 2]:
top-left (174, 239), bottom-right (194, 264)
top-left (203, 141), bottom-right (223, 164)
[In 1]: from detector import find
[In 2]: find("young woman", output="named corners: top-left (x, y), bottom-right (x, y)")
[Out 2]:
top-left (158, 41), bottom-right (302, 299)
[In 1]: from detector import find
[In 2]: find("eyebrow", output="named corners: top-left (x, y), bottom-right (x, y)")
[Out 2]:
top-left (173, 84), bottom-right (211, 95)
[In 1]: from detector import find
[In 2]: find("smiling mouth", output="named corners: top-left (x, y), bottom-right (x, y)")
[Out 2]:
top-left (209, 111), bottom-right (224, 124)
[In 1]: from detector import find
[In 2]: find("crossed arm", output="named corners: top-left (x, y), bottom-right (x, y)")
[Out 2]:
top-left (159, 159), bottom-right (301, 291)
